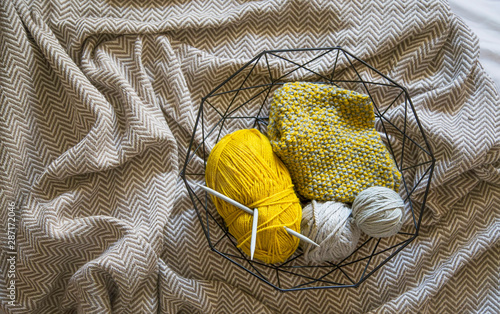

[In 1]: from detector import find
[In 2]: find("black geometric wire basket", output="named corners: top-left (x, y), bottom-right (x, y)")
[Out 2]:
top-left (181, 47), bottom-right (435, 291)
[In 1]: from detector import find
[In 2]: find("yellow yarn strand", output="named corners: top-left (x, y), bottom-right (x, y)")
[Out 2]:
top-left (205, 129), bottom-right (302, 264)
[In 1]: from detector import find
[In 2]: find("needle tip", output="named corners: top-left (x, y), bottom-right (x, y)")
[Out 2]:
top-left (284, 226), bottom-right (320, 247)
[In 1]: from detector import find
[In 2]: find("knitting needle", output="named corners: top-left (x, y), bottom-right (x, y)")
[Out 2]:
top-left (196, 183), bottom-right (258, 259)
top-left (284, 227), bottom-right (319, 247)
top-left (250, 208), bottom-right (258, 260)
top-left (197, 184), bottom-right (253, 214)
top-left (196, 184), bottom-right (320, 249)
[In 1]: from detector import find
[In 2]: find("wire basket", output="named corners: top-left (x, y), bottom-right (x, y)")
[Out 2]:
top-left (181, 47), bottom-right (435, 291)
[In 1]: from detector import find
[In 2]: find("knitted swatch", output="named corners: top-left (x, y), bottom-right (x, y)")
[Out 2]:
top-left (268, 82), bottom-right (401, 203)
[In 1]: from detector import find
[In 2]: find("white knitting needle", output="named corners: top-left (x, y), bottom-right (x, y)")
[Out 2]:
top-left (197, 184), bottom-right (253, 214)
top-left (197, 183), bottom-right (258, 259)
top-left (250, 208), bottom-right (259, 260)
top-left (284, 227), bottom-right (319, 247)
top-left (196, 184), bottom-right (320, 248)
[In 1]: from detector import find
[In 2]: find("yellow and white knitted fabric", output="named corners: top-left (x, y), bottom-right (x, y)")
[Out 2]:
top-left (268, 82), bottom-right (401, 203)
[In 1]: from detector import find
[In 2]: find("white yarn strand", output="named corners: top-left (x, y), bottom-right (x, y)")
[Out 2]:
top-left (352, 186), bottom-right (405, 238)
top-left (301, 200), bottom-right (360, 264)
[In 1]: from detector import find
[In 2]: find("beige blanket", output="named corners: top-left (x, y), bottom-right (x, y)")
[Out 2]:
top-left (1, 0), bottom-right (499, 312)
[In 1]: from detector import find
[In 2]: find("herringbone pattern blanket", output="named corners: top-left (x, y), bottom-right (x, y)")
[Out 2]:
top-left (1, 0), bottom-right (499, 312)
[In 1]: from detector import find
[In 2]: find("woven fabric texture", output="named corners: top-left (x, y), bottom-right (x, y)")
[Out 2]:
top-left (269, 82), bottom-right (401, 202)
top-left (1, 0), bottom-right (499, 313)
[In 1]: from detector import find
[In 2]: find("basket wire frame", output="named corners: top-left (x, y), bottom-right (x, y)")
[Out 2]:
top-left (180, 47), bottom-right (435, 292)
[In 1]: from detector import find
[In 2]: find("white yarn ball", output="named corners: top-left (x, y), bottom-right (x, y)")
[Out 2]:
top-left (351, 186), bottom-right (404, 238)
top-left (301, 200), bottom-right (360, 264)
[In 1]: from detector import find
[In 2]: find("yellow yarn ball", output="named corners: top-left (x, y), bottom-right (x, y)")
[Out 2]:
top-left (205, 128), bottom-right (302, 264)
